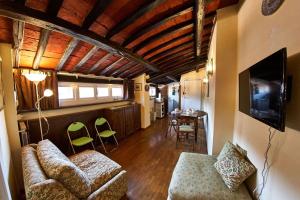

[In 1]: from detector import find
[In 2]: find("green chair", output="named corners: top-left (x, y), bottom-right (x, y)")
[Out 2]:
top-left (67, 122), bottom-right (95, 154)
top-left (95, 117), bottom-right (118, 153)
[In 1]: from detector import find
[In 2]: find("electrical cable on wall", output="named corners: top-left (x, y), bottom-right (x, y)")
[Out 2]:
top-left (253, 127), bottom-right (276, 199)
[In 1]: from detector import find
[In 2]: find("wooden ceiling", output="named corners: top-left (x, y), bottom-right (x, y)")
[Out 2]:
top-left (0, 0), bottom-right (238, 84)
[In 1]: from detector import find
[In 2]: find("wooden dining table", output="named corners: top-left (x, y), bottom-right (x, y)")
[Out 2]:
top-left (171, 110), bottom-right (208, 142)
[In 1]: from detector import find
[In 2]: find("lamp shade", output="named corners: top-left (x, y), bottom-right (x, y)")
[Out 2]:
top-left (23, 72), bottom-right (47, 83)
top-left (43, 89), bottom-right (53, 97)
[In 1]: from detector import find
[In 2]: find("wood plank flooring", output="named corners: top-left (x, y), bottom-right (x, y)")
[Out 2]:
top-left (108, 117), bottom-right (208, 200)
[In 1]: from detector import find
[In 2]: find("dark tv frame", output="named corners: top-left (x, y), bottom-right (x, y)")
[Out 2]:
top-left (239, 48), bottom-right (287, 132)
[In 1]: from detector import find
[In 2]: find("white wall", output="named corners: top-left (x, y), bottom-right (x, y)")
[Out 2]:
top-left (134, 74), bottom-right (150, 128)
top-left (0, 44), bottom-right (19, 199)
top-left (202, 6), bottom-right (238, 155)
top-left (0, 110), bottom-right (12, 200)
top-left (233, 0), bottom-right (300, 199)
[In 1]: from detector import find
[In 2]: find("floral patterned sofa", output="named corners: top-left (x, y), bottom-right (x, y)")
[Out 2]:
top-left (22, 139), bottom-right (127, 200)
top-left (168, 153), bottom-right (252, 200)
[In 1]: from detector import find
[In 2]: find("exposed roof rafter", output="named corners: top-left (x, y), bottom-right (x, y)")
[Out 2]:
top-left (47, 0), bottom-right (63, 17)
top-left (133, 20), bottom-right (194, 52)
top-left (194, 0), bottom-right (205, 57)
top-left (88, 53), bottom-right (112, 74)
top-left (82, 0), bottom-right (112, 29)
top-left (111, 62), bottom-right (137, 77)
top-left (12, 20), bottom-right (25, 68)
top-left (100, 57), bottom-right (125, 75)
top-left (57, 38), bottom-right (79, 71)
top-left (123, 4), bottom-right (193, 46)
top-left (72, 46), bottom-right (99, 72)
top-left (32, 28), bottom-right (50, 69)
top-left (106, 0), bottom-right (165, 39)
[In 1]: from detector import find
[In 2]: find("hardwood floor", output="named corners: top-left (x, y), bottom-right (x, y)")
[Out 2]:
top-left (108, 117), bottom-right (208, 200)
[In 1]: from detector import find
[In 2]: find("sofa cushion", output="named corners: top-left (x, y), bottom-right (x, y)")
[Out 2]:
top-left (168, 153), bottom-right (252, 200)
top-left (37, 139), bottom-right (91, 199)
top-left (214, 153), bottom-right (256, 191)
top-left (22, 145), bottom-right (48, 195)
top-left (69, 150), bottom-right (123, 192)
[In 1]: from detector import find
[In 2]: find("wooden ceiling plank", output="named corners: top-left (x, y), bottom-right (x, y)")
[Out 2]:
top-left (0, 2), bottom-right (160, 73)
top-left (194, 0), bottom-right (205, 57)
top-left (99, 57), bottom-right (125, 76)
top-left (127, 67), bottom-right (147, 79)
top-left (149, 59), bottom-right (205, 82)
top-left (111, 62), bottom-right (137, 77)
top-left (56, 38), bottom-right (79, 71)
top-left (32, 28), bottom-right (50, 69)
top-left (106, 0), bottom-right (165, 39)
top-left (142, 32), bottom-right (193, 57)
top-left (166, 75), bottom-right (178, 82)
top-left (87, 53), bottom-right (112, 74)
top-left (119, 64), bottom-right (141, 78)
top-left (148, 41), bottom-right (193, 62)
top-left (47, 0), bottom-right (64, 17)
top-left (82, 0), bottom-right (112, 29)
top-left (161, 56), bottom-right (195, 70)
top-left (155, 49), bottom-right (194, 65)
top-left (72, 46), bottom-right (99, 72)
top-left (123, 4), bottom-right (193, 46)
top-left (133, 20), bottom-right (193, 52)
top-left (12, 20), bottom-right (25, 68)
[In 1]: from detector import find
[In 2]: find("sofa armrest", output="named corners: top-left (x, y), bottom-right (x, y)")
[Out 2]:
top-left (87, 170), bottom-right (128, 200)
top-left (27, 179), bottom-right (79, 200)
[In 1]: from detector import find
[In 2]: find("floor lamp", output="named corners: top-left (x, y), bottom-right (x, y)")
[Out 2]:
top-left (22, 71), bottom-right (53, 140)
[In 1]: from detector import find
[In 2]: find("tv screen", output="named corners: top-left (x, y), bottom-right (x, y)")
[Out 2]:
top-left (239, 48), bottom-right (287, 132)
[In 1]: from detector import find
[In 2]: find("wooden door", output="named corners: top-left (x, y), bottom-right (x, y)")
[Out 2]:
top-left (134, 104), bottom-right (141, 131)
top-left (125, 105), bottom-right (135, 135)
top-left (104, 108), bottom-right (126, 140)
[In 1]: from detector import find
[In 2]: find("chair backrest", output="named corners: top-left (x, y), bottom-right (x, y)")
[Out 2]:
top-left (95, 117), bottom-right (107, 126)
top-left (177, 116), bottom-right (194, 125)
top-left (95, 117), bottom-right (112, 131)
top-left (68, 122), bottom-right (86, 132)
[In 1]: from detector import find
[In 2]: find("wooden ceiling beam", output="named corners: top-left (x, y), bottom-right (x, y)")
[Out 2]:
top-left (155, 49), bottom-right (194, 66)
top-left (47, 0), bottom-right (63, 17)
top-left (123, 4), bottom-right (193, 46)
top-left (111, 62), bottom-right (138, 77)
top-left (161, 57), bottom-right (195, 70)
top-left (194, 0), bottom-right (205, 57)
top-left (149, 59), bottom-right (205, 82)
top-left (32, 28), bottom-right (50, 69)
top-left (99, 57), bottom-right (125, 76)
top-left (106, 0), bottom-right (165, 39)
top-left (88, 53), bottom-right (112, 74)
top-left (148, 41), bottom-right (193, 62)
top-left (0, 2), bottom-right (160, 72)
top-left (119, 64), bottom-right (142, 78)
top-left (166, 75), bottom-right (179, 82)
top-left (82, 0), bottom-right (112, 29)
top-left (12, 20), bottom-right (25, 68)
top-left (72, 46), bottom-right (99, 72)
top-left (133, 20), bottom-right (193, 52)
top-left (128, 67), bottom-right (147, 79)
top-left (141, 32), bottom-right (193, 57)
top-left (56, 38), bottom-right (79, 71)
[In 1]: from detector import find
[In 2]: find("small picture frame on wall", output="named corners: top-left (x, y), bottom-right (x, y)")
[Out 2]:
top-left (135, 83), bottom-right (142, 91)
top-left (0, 58), bottom-right (4, 111)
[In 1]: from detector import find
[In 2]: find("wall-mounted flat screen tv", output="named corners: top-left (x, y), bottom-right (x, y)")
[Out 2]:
top-left (239, 48), bottom-right (287, 132)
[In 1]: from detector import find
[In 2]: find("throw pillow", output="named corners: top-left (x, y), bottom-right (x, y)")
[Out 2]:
top-left (217, 141), bottom-right (241, 161)
top-left (214, 154), bottom-right (256, 191)
top-left (37, 139), bottom-right (91, 199)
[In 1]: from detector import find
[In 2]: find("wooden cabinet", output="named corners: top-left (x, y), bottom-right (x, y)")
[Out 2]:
top-left (125, 105), bottom-right (135, 135)
top-left (104, 103), bottom-right (141, 140)
top-left (134, 104), bottom-right (141, 131)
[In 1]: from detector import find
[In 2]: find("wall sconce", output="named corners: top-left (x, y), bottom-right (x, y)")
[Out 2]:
top-left (202, 76), bottom-right (209, 84)
top-left (206, 58), bottom-right (213, 77)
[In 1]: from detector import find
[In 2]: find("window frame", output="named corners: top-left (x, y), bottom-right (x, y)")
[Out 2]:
top-left (58, 82), bottom-right (124, 107)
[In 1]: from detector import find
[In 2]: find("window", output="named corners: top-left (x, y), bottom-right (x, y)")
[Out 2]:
top-left (79, 87), bottom-right (95, 98)
top-left (97, 87), bottom-right (109, 97)
top-left (149, 86), bottom-right (156, 97)
top-left (58, 82), bottom-right (124, 107)
top-left (58, 86), bottom-right (74, 100)
top-left (112, 86), bottom-right (123, 97)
